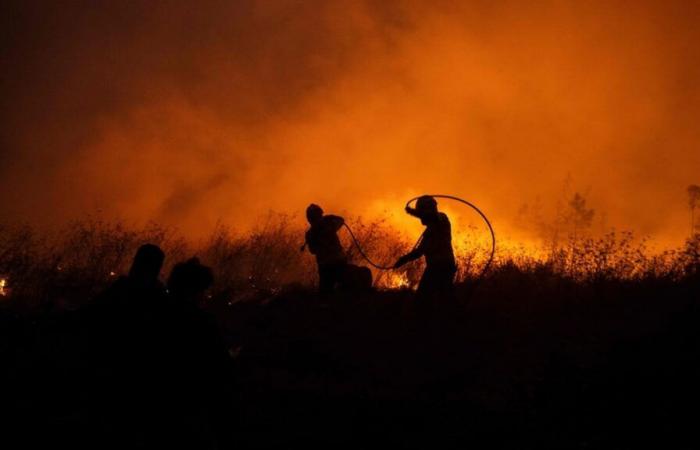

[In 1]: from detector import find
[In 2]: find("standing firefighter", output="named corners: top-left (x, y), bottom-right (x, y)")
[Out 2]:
top-left (394, 195), bottom-right (457, 299)
top-left (303, 204), bottom-right (347, 294)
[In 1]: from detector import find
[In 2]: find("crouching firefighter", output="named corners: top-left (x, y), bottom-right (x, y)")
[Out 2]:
top-left (393, 195), bottom-right (457, 300)
top-left (302, 204), bottom-right (347, 295)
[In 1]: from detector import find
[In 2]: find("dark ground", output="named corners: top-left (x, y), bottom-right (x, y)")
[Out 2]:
top-left (3, 269), bottom-right (700, 449)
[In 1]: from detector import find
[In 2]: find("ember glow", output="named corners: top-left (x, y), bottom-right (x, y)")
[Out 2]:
top-left (1, 1), bottom-right (699, 249)
top-left (380, 272), bottom-right (411, 290)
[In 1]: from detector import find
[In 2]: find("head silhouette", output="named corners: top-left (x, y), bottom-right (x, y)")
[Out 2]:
top-left (415, 195), bottom-right (439, 224)
top-left (306, 203), bottom-right (323, 225)
top-left (128, 244), bottom-right (165, 284)
top-left (167, 257), bottom-right (214, 302)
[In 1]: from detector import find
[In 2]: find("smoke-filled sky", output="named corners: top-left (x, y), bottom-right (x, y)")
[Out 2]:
top-left (1, 0), bottom-right (699, 245)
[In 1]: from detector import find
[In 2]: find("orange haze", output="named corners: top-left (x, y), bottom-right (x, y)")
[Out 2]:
top-left (1, 1), bottom-right (699, 248)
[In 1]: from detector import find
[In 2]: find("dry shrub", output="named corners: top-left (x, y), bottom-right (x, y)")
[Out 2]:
top-left (1, 216), bottom-right (698, 310)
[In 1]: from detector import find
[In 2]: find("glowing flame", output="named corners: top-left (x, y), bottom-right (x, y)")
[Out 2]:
top-left (0, 278), bottom-right (7, 297)
top-left (382, 272), bottom-right (411, 290)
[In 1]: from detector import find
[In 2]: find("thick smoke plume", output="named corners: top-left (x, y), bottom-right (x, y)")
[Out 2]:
top-left (2, 0), bottom-right (699, 246)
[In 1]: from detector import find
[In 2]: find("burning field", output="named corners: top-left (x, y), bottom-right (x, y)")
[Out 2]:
top-left (3, 0), bottom-right (700, 448)
top-left (1, 213), bottom-right (699, 448)
top-left (0, 209), bottom-right (698, 310)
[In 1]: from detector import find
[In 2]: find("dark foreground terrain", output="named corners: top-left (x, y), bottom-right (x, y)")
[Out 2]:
top-left (3, 269), bottom-right (700, 449)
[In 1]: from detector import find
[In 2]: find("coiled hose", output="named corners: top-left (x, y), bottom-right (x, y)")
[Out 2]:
top-left (343, 195), bottom-right (496, 282)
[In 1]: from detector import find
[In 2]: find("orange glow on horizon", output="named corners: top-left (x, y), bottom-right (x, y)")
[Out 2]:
top-left (1, 1), bottom-right (698, 252)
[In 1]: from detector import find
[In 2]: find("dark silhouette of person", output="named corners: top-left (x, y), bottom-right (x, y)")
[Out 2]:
top-left (393, 196), bottom-right (457, 299)
top-left (302, 204), bottom-right (346, 294)
top-left (167, 257), bottom-right (214, 303)
top-left (93, 243), bottom-right (168, 342)
top-left (91, 249), bottom-right (234, 448)
top-left (102, 243), bottom-right (167, 301)
top-left (89, 243), bottom-right (171, 447)
top-left (163, 258), bottom-right (235, 449)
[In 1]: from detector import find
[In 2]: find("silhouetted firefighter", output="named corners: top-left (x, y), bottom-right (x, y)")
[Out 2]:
top-left (394, 195), bottom-right (457, 299)
top-left (164, 257), bottom-right (235, 448)
top-left (90, 244), bottom-right (170, 446)
top-left (302, 203), bottom-right (347, 294)
top-left (91, 246), bottom-right (233, 448)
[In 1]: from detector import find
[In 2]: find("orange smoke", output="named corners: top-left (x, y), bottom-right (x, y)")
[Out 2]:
top-left (1, 1), bottom-right (699, 249)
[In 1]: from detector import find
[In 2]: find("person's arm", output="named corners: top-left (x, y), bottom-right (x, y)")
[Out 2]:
top-left (394, 230), bottom-right (429, 268)
top-left (304, 230), bottom-right (317, 254)
top-left (393, 246), bottom-right (424, 269)
top-left (405, 206), bottom-right (421, 218)
top-left (325, 215), bottom-right (345, 231)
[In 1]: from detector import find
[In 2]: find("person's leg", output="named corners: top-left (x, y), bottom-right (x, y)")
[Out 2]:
top-left (437, 266), bottom-right (457, 300)
top-left (416, 265), bottom-right (456, 333)
top-left (415, 267), bottom-right (438, 324)
top-left (318, 264), bottom-right (334, 295)
top-left (329, 263), bottom-right (346, 293)
top-left (416, 267), bottom-right (438, 299)
top-left (432, 267), bottom-right (457, 325)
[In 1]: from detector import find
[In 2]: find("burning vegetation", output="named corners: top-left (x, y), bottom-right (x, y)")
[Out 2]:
top-left (0, 201), bottom-right (698, 311)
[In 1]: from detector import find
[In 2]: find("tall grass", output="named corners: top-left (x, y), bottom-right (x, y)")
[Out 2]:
top-left (0, 215), bottom-right (698, 311)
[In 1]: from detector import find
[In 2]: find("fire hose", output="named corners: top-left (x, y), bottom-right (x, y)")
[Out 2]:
top-left (343, 195), bottom-right (496, 282)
